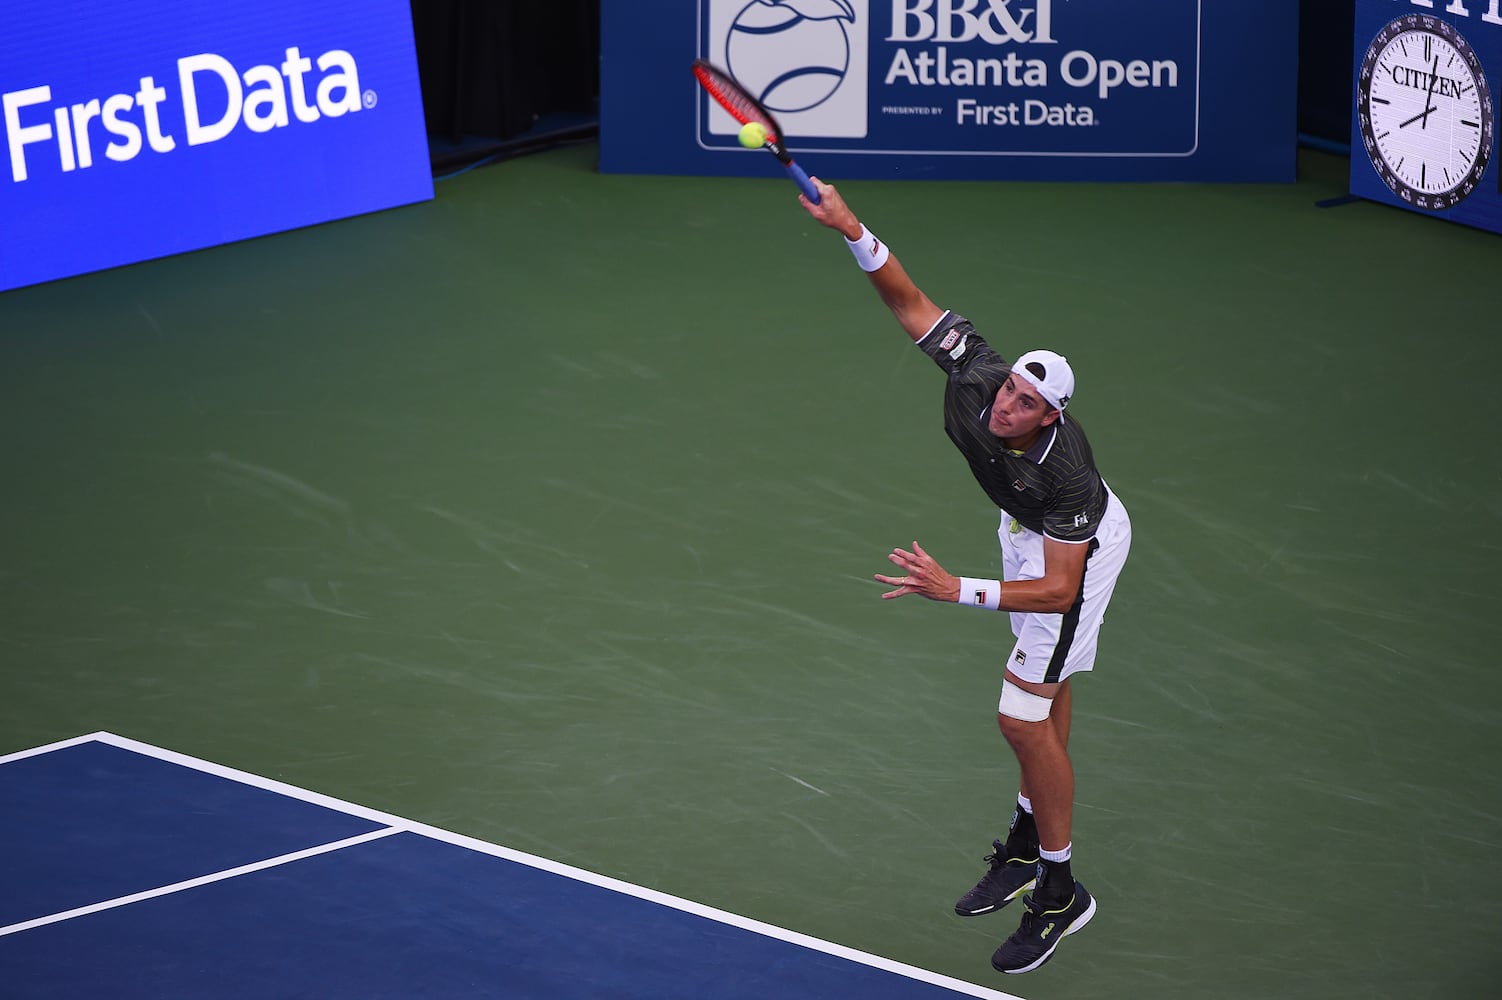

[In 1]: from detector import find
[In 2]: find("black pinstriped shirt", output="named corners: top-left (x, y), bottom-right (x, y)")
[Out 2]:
top-left (917, 312), bottom-right (1108, 543)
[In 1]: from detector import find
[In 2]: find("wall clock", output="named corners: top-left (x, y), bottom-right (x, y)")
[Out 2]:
top-left (1357, 15), bottom-right (1494, 210)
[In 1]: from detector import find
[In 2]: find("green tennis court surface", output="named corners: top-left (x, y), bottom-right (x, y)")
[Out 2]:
top-left (2, 144), bottom-right (1499, 998)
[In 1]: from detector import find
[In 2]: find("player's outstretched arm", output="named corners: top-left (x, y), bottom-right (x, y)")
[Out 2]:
top-left (878, 538), bottom-right (1087, 615)
top-left (799, 178), bottom-right (943, 343)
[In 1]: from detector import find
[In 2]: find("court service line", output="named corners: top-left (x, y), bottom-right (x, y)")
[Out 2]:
top-left (0, 827), bottom-right (401, 939)
top-left (8, 732), bottom-right (1027, 1000)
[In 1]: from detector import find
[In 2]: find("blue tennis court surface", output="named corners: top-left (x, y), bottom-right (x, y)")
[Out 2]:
top-left (1, 734), bottom-right (1026, 999)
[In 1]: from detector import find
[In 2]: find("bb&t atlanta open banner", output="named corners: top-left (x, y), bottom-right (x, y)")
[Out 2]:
top-left (601, 0), bottom-right (1299, 184)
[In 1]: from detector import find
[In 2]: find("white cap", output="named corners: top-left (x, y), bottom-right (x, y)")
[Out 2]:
top-left (1010, 349), bottom-right (1075, 417)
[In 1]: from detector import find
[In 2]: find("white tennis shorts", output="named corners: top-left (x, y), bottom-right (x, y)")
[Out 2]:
top-left (998, 489), bottom-right (1131, 685)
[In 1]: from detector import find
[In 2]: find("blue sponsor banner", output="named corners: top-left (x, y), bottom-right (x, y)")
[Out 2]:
top-left (601, 0), bottom-right (1299, 183)
top-left (1, 0), bottom-right (432, 293)
top-left (1351, 0), bottom-right (1502, 235)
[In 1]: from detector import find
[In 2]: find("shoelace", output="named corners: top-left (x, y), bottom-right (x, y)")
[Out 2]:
top-left (1010, 907), bottom-right (1038, 939)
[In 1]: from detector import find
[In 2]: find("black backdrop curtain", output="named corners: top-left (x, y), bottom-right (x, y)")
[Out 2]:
top-left (411, 0), bottom-right (600, 146)
top-left (1298, 0), bottom-right (1355, 148)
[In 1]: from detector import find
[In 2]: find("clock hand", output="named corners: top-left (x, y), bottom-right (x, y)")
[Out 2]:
top-left (1419, 55), bottom-right (1440, 130)
top-left (1398, 56), bottom-right (1444, 129)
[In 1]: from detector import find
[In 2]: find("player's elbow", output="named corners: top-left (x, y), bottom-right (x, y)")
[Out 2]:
top-left (1038, 584), bottom-right (1077, 615)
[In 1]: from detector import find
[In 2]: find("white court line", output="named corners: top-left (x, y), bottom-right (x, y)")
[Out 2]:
top-left (0, 827), bottom-right (401, 938)
top-left (3, 732), bottom-right (1028, 1000)
top-left (0, 732), bottom-right (108, 765)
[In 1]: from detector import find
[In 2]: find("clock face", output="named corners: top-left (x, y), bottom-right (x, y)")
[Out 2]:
top-left (1358, 16), bottom-right (1494, 210)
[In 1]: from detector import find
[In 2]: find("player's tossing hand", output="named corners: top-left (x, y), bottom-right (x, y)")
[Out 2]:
top-left (875, 541), bottom-right (961, 602)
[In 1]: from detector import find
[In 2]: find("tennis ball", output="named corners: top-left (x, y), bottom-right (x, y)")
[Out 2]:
top-left (738, 122), bottom-right (768, 149)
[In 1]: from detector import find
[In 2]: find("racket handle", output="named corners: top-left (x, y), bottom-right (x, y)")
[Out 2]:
top-left (786, 162), bottom-right (820, 204)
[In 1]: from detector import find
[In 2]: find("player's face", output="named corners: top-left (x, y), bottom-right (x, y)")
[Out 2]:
top-left (988, 374), bottom-right (1057, 441)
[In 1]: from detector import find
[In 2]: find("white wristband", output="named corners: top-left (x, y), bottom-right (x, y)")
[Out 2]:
top-left (958, 577), bottom-right (1002, 610)
top-left (844, 225), bottom-right (891, 272)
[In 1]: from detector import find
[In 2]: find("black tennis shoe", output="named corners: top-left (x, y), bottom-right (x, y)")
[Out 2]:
top-left (990, 879), bottom-right (1097, 974)
top-left (953, 840), bottom-right (1039, 916)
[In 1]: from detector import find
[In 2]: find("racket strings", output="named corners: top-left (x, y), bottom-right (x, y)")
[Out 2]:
top-left (693, 64), bottom-right (779, 137)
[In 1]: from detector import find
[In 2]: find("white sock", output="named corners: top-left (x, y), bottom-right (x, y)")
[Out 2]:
top-left (1017, 793), bottom-right (1033, 814)
top-left (1040, 843), bottom-right (1072, 864)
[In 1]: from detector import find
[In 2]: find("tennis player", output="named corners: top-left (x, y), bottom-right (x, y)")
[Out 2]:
top-left (797, 179), bottom-right (1131, 976)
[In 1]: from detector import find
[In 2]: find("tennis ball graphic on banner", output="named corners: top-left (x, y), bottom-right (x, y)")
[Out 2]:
top-left (727, 0), bottom-right (856, 113)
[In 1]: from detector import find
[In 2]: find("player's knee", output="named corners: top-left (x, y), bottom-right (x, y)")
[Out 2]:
top-left (996, 711), bottom-right (1030, 752)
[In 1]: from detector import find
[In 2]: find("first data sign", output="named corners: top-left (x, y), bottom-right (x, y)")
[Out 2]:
top-left (1, 0), bottom-right (433, 293)
top-left (601, 0), bottom-right (1299, 183)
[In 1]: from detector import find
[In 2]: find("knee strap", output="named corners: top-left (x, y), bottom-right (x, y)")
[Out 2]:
top-left (999, 680), bottom-right (1053, 722)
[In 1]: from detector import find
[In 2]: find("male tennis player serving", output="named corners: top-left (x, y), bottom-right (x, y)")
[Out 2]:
top-left (797, 179), bottom-right (1131, 976)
